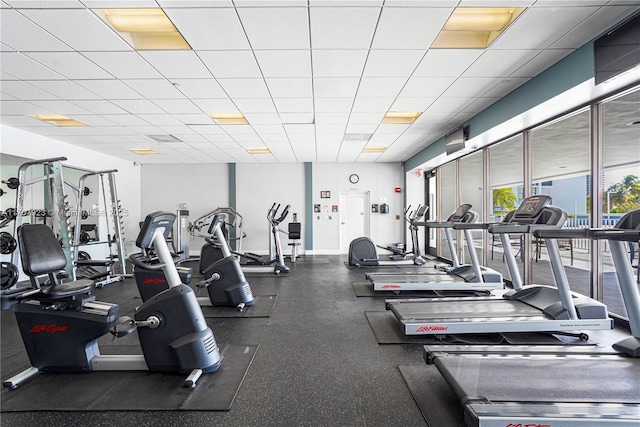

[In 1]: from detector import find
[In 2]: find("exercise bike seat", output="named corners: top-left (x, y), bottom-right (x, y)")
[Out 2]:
top-left (17, 224), bottom-right (95, 303)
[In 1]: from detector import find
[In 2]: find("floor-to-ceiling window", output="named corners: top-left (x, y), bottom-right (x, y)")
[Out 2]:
top-left (439, 162), bottom-right (457, 260)
top-left (459, 151), bottom-right (484, 264)
top-left (601, 87), bottom-right (640, 317)
top-left (486, 135), bottom-right (524, 282)
top-left (530, 108), bottom-right (591, 295)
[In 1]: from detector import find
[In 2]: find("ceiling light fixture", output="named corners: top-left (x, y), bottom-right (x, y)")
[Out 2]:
top-left (209, 113), bottom-right (249, 125)
top-left (144, 134), bottom-right (182, 143)
top-left (431, 7), bottom-right (525, 49)
top-left (94, 8), bottom-right (190, 50)
top-left (246, 148), bottom-right (271, 154)
top-left (128, 148), bottom-right (159, 155)
top-left (362, 146), bottom-right (387, 153)
top-left (381, 112), bottom-right (422, 124)
top-left (32, 114), bottom-right (86, 127)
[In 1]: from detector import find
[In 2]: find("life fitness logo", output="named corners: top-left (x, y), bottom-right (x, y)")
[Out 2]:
top-left (142, 278), bottom-right (166, 285)
top-left (29, 324), bottom-right (68, 334)
top-left (381, 284), bottom-right (401, 289)
top-left (415, 325), bottom-right (448, 333)
top-left (504, 423), bottom-right (551, 427)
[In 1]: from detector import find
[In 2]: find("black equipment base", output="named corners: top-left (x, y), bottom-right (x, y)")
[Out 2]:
top-left (199, 295), bottom-right (277, 318)
top-left (1, 343), bottom-right (258, 412)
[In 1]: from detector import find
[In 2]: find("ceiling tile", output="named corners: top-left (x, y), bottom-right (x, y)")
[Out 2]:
top-left (356, 77), bottom-right (407, 98)
top-left (255, 50), bottom-right (312, 78)
top-left (234, 98), bottom-right (278, 114)
top-left (24, 52), bottom-right (114, 79)
top-left (363, 50), bottom-right (424, 77)
top-left (137, 115), bottom-right (184, 126)
top-left (199, 50), bottom-right (262, 78)
top-left (164, 7), bottom-right (250, 50)
top-left (172, 79), bottom-right (227, 99)
top-left (399, 77), bottom-right (456, 98)
top-left (425, 97), bottom-right (470, 114)
top-left (28, 80), bottom-right (102, 99)
top-left (349, 112), bottom-right (386, 124)
top-left (73, 100), bottom-right (126, 114)
top-left (351, 97), bottom-right (395, 113)
top-left (122, 79), bottom-right (185, 99)
top-left (101, 115), bottom-right (151, 126)
top-left (372, 6), bottom-right (451, 49)
top-left (173, 114), bottom-right (215, 125)
top-left (510, 49), bottom-right (572, 78)
top-left (0, 9), bottom-right (71, 52)
top-left (139, 51), bottom-right (212, 79)
top-left (19, 8), bottom-right (130, 51)
top-left (265, 78), bottom-right (312, 98)
top-left (4, 1), bottom-right (84, 7)
top-left (314, 112), bottom-right (350, 124)
top-left (490, 6), bottom-right (601, 49)
top-left (237, 7), bottom-right (310, 49)
top-left (30, 100), bottom-right (91, 115)
top-left (463, 50), bottom-right (542, 78)
top-left (314, 78), bottom-right (360, 98)
top-left (311, 49), bottom-right (368, 78)
top-left (310, 7), bottom-right (380, 49)
top-left (442, 77), bottom-right (502, 98)
top-left (390, 97), bottom-right (435, 112)
top-left (191, 98), bottom-right (237, 112)
top-left (314, 97), bottom-right (354, 112)
top-left (217, 78), bottom-right (270, 98)
top-left (76, 79), bottom-right (143, 100)
top-left (111, 99), bottom-right (166, 114)
top-left (1, 52), bottom-right (65, 80)
top-left (242, 112), bottom-right (281, 124)
top-left (82, 52), bottom-right (164, 79)
top-left (413, 50), bottom-right (484, 77)
top-left (481, 77), bottom-right (530, 98)
top-left (273, 98), bottom-right (313, 113)
top-left (0, 80), bottom-right (60, 100)
top-left (151, 99), bottom-right (202, 114)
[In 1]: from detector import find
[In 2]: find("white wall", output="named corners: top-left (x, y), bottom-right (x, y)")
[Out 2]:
top-left (236, 163), bottom-right (305, 255)
top-left (313, 163), bottom-right (404, 254)
top-left (0, 125), bottom-right (141, 279)
top-left (405, 168), bottom-right (426, 245)
top-left (140, 163), bottom-right (229, 255)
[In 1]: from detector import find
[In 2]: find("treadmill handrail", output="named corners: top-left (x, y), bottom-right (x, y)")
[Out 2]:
top-left (592, 229), bottom-right (640, 241)
top-left (534, 228), bottom-right (591, 239)
top-left (453, 223), bottom-right (491, 230)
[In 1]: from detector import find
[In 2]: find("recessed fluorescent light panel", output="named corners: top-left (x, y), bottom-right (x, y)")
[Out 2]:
top-left (94, 8), bottom-right (190, 50)
top-left (431, 7), bottom-right (525, 49)
top-left (362, 146), bottom-right (387, 153)
top-left (343, 133), bottom-right (373, 142)
top-left (144, 134), bottom-right (182, 143)
top-left (209, 113), bottom-right (249, 125)
top-left (381, 112), bottom-right (422, 124)
top-left (32, 114), bottom-right (86, 127)
top-left (246, 148), bottom-right (271, 154)
top-left (128, 148), bottom-right (159, 155)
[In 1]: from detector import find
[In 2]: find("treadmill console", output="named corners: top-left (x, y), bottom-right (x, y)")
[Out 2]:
top-left (447, 204), bottom-right (473, 222)
top-left (511, 195), bottom-right (552, 223)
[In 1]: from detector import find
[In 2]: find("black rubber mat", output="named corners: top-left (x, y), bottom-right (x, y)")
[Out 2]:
top-left (352, 282), bottom-right (483, 298)
top-left (343, 262), bottom-right (404, 270)
top-left (1, 343), bottom-right (258, 412)
top-left (199, 294), bottom-right (277, 318)
top-left (398, 364), bottom-right (466, 427)
top-left (365, 311), bottom-right (578, 345)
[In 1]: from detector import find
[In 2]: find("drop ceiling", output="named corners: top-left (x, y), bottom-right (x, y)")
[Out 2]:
top-left (1, 0), bottom-right (638, 165)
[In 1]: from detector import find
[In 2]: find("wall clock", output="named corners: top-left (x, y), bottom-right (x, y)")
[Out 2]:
top-left (349, 174), bottom-right (359, 184)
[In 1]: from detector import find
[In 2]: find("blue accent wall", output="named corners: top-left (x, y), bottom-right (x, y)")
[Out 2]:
top-left (405, 42), bottom-right (595, 171)
top-left (305, 162), bottom-right (313, 250)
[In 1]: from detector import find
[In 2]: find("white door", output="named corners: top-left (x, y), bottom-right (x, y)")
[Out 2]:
top-left (339, 192), bottom-right (370, 254)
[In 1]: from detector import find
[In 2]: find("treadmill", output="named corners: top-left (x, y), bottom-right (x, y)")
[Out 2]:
top-left (385, 195), bottom-right (613, 336)
top-left (421, 208), bottom-right (640, 426)
top-left (365, 204), bottom-right (503, 292)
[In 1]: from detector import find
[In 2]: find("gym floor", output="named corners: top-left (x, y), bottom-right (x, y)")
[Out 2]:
top-left (1, 256), bottom-right (430, 427)
top-left (1, 255), bottom-right (632, 427)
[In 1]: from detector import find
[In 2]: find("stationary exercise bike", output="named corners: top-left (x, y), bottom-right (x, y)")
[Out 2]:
top-left (133, 213), bottom-right (254, 311)
top-left (3, 211), bottom-right (223, 390)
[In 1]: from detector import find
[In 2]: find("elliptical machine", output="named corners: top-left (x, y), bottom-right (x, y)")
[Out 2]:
top-left (348, 205), bottom-right (429, 267)
top-left (133, 213), bottom-right (254, 311)
top-left (200, 203), bottom-right (290, 274)
top-left (3, 211), bottom-right (223, 390)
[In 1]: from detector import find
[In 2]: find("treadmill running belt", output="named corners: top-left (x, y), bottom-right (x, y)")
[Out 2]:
top-left (391, 299), bottom-right (544, 321)
top-left (434, 356), bottom-right (640, 404)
